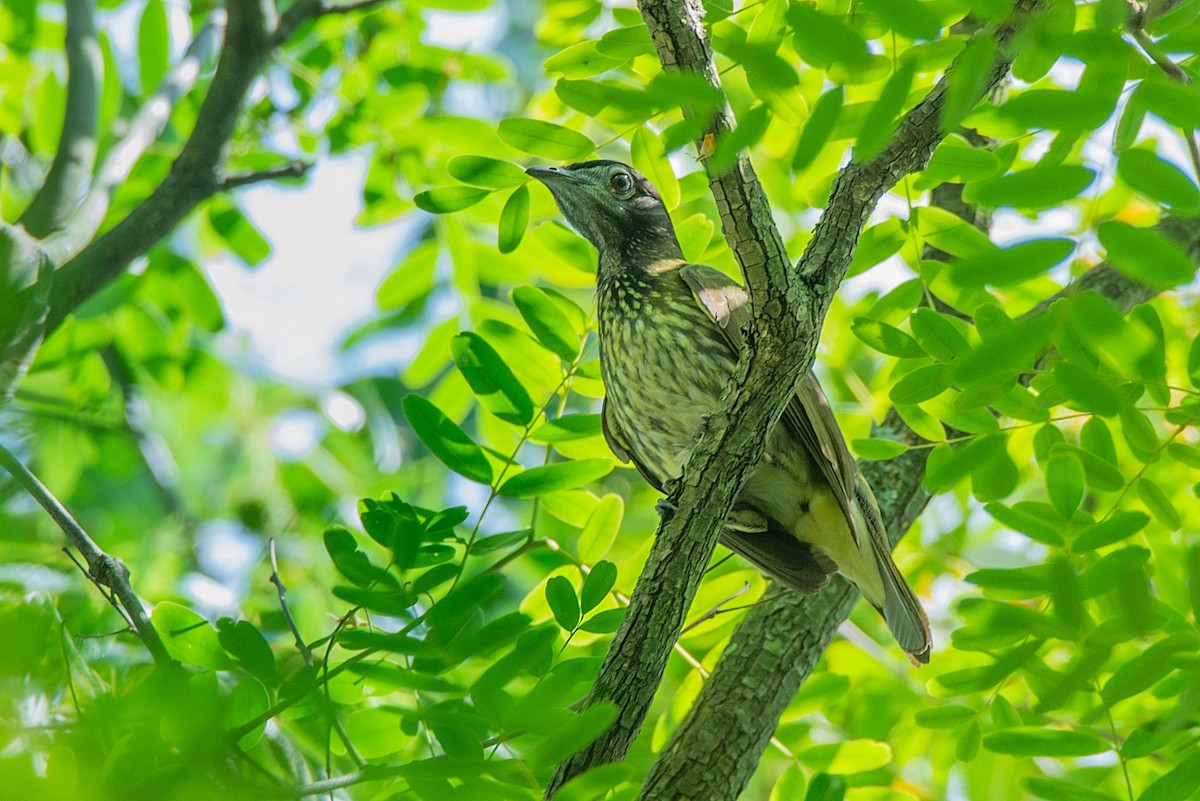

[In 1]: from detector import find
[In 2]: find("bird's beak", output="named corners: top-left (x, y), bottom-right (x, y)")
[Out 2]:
top-left (526, 165), bottom-right (573, 185)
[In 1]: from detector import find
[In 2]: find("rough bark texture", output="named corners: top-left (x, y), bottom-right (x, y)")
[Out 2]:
top-left (545, 1), bottom-right (1047, 796)
top-left (638, 412), bottom-right (931, 801)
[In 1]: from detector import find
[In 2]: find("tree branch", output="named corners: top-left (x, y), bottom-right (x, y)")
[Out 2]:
top-left (0, 441), bottom-right (177, 670)
top-left (545, 2), bottom-right (1045, 796)
top-left (40, 15), bottom-right (224, 265)
top-left (18, 0), bottom-right (101, 238)
top-left (220, 159), bottom-right (313, 191)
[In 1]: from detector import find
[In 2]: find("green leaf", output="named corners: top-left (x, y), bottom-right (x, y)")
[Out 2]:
top-left (1190, 544), bottom-right (1200, 624)
top-left (1189, 335), bottom-right (1200, 388)
top-left (948, 238), bottom-right (1075, 288)
top-left (855, 61), bottom-right (915, 160)
top-left (957, 720), bottom-right (982, 762)
top-left (450, 332), bottom-right (534, 425)
top-left (137, 0), bottom-right (169, 95)
top-left (446, 155), bottom-right (529, 189)
top-left (533, 414), bottom-right (604, 443)
top-left (910, 308), bottom-right (970, 361)
top-left (1073, 512), bottom-right (1150, 552)
top-left (847, 218), bottom-right (906, 277)
top-left (323, 525), bottom-right (396, 588)
top-left (890, 363), bottom-right (951, 404)
top-left (804, 772), bottom-right (846, 801)
top-left (1136, 80), bottom-right (1200, 129)
top-left (793, 87), bottom-right (843, 171)
top-left (998, 88), bottom-right (1116, 131)
top-left (631, 127), bottom-right (680, 210)
top-left (915, 205), bottom-right (996, 258)
top-left (512, 285), bottom-right (581, 361)
top-left (1170, 442), bottom-right (1200, 469)
top-left (528, 703), bottom-right (618, 768)
top-left (499, 118), bottom-right (595, 160)
top-left (942, 34), bottom-right (996, 133)
top-left (1100, 634), bottom-right (1197, 705)
top-left (985, 502), bottom-right (1063, 546)
top-left (499, 459), bottom-right (614, 497)
top-left (953, 313), bottom-right (1054, 386)
top-left (209, 204), bottom-right (271, 266)
top-left (969, 166), bottom-right (1095, 209)
top-left (544, 41), bottom-right (626, 79)
top-left (1098, 221), bottom-right (1196, 290)
top-left (1054, 361), bottom-right (1122, 416)
top-left (982, 727), bottom-right (1109, 757)
top-left (1046, 449), bottom-right (1085, 518)
top-left (1137, 478), bottom-right (1181, 531)
top-left (1120, 407), bottom-right (1159, 455)
top-left (497, 185), bottom-right (531, 254)
top-left (414, 186), bottom-right (492, 214)
top-left (152, 602), bottom-right (235, 670)
top-left (1117, 150), bottom-right (1200, 213)
top-left (850, 318), bottom-right (926, 358)
top-left (545, 576), bottom-right (581, 630)
top-left (580, 560), bottom-right (617, 614)
top-left (787, 5), bottom-right (871, 68)
top-left (914, 705), bottom-right (977, 729)
top-left (851, 438), bottom-right (910, 460)
top-left (580, 608), bottom-right (625, 633)
top-left (1023, 777), bottom-right (1120, 801)
top-left (919, 137), bottom-right (1001, 187)
top-left (217, 619), bottom-right (275, 682)
top-left (402, 394), bottom-right (493, 484)
top-left (859, 0), bottom-right (940, 39)
top-left (579, 494), bottom-right (624, 562)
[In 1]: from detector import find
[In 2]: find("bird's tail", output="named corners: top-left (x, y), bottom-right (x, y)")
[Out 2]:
top-left (854, 477), bottom-right (932, 665)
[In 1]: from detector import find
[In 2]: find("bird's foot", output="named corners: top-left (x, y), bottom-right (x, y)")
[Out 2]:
top-left (690, 413), bottom-right (711, 442)
top-left (655, 497), bottom-right (678, 516)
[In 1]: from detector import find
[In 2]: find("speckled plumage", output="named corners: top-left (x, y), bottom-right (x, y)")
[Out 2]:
top-left (528, 159), bottom-right (931, 663)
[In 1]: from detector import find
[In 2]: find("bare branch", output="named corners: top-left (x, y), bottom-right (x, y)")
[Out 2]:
top-left (18, 0), bottom-right (102, 238)
top-left (40, 16), bottom-right (224, 264)
top-left (0, 441), bottom-right (177, 670)
top-left (220, 160), bottom-right (313, 191)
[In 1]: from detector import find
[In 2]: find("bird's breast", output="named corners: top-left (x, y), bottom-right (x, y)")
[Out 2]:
top-left (598, 279), bottom-right (737, 484)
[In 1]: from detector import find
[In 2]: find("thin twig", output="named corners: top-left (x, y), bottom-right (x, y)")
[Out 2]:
top-left (0, 441), bottom-right (176, 669)
top-left (269, 539), bottom-right (366, 767)
top-left (681, 582), bottom-right (750, 635)
top-left (220, 160), bottom-right (313, 191)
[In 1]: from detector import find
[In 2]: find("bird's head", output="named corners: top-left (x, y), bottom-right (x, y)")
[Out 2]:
top-left (527, 160), bottom-right (683, 271)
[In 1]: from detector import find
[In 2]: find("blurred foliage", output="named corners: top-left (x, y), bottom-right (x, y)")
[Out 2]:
top-left (1, 0), bottom-right (1200, 799)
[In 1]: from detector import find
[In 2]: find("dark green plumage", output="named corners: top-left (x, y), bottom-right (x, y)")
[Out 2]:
top-left (528, 160), bottom-right (931, 664)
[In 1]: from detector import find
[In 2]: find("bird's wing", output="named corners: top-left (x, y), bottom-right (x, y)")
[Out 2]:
top-left (679, 263), bottom-right (861, 547)
top-left (602, 398), bottom-right (665, 492)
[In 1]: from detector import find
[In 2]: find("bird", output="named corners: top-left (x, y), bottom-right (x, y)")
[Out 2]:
top-left (527, 159), bottom-right (932, 664)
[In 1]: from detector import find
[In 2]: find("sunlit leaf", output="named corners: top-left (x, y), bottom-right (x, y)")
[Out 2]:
top-left (1098, 221), bottom-right (1196, 290)
top-left (982, 727), bottom-right (1109, 757)
top-left (580, 560), bottom-right (617, 614)
top-left (498, 459), bottom-right (613, 497)
top-left (498, 185), bottom-right (531, 254)
top-left (545, 575), bottom-right (581, 630)
top-left (451, 332), bottom-right (535, 425)
top-left (512, 285), bottom-right (582, 361)
top-left (414, 185), bottom-right (493, 213)
top-left (499, 118), bottom-right (595, 160)
top-left (968, 166), bottom-right (1095, 209)
top-left (402, 394), bottom-right (493, 484)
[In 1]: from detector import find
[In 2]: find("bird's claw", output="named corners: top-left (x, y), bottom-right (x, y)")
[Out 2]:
top-left (691, 413), bottom-right (711, 442)
top-left (655, 497), bottom-right (678, 516)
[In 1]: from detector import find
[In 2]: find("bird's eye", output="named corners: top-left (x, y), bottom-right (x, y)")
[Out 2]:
top-left (610, 172), bottom-right (635, 196)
